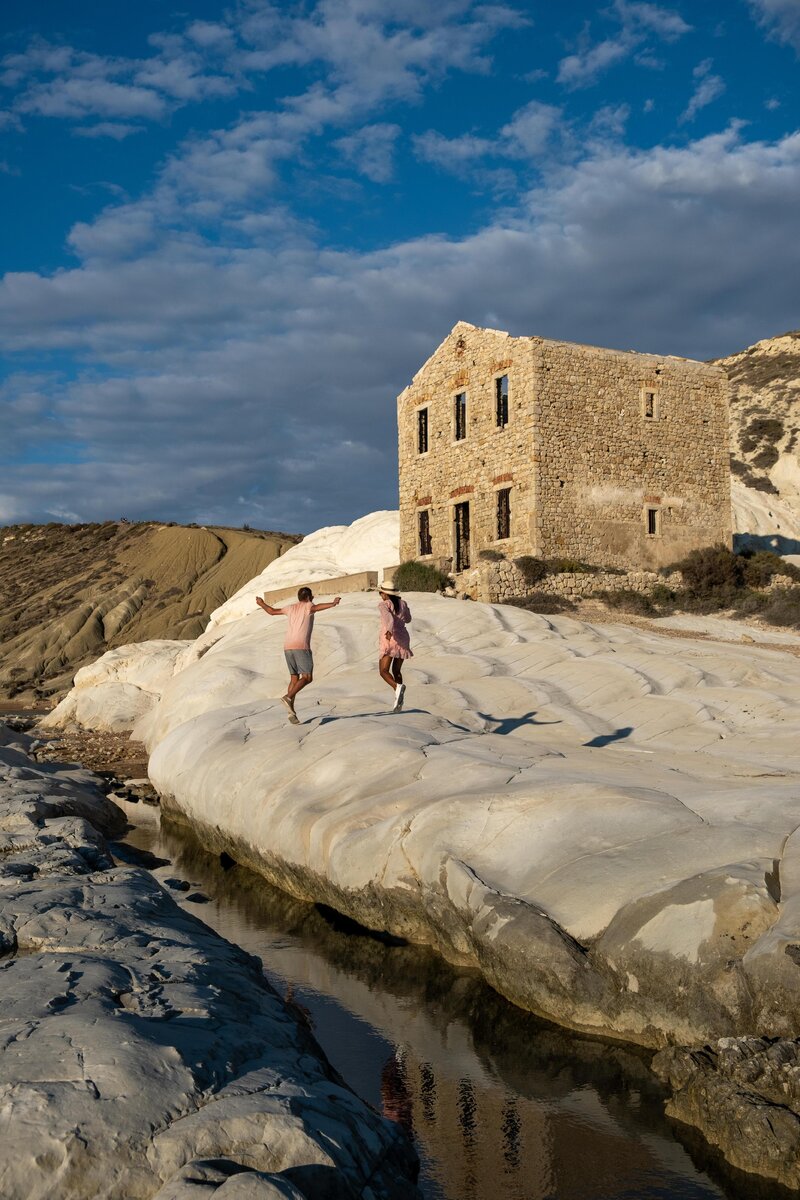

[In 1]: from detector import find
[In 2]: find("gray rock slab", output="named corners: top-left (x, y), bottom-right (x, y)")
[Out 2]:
top-left (0, 735), bottom-right (418, 1200)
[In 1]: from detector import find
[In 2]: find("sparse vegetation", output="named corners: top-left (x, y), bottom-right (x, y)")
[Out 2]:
top-left (594, 589), bottom-right (656, 615)
top-left (591, 545), bottom-right (800, 630)
top-left (393, 560), bottom-right (451, 593)
top-left (545, 557), bottom-right (598, 575)
top-left (506, 590), bottom-right (576, 614)
top-left (513, 555), bottom-right (547, 585)
top-left (478, 548), bottom-right (505, 562)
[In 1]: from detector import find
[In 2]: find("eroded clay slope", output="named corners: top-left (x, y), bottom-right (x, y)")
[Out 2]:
top-left (0, 521), bottom-right (298, 700)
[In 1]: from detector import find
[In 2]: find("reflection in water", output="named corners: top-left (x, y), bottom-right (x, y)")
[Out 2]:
top-left (119, 812), bottom-right (785, 1200)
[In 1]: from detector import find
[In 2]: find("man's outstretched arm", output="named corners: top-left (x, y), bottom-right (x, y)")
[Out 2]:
top-left (311, 597), bottom-right (341, 612)
top-left (256, 597), bottom-right (285, 616)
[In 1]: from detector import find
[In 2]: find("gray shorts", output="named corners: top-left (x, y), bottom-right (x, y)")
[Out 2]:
top-left (284, 649), bottom-right (313, 677)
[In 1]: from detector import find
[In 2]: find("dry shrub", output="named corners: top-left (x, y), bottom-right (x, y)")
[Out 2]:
top-left (506, 591), bottom-right (576, 614)
top-left (594, 589), bottom-right (655, 615)
top-left (513, 555), bottom-right (547, 585)
top-left (759, 587), bottom-right (800, 628)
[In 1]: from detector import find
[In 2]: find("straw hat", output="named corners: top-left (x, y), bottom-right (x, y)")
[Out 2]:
top-left (379, 579), bottom-right (401, 596)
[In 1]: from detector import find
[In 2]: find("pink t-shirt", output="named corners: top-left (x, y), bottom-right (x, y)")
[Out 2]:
top-left (284, 601), bottom-right (315, 650)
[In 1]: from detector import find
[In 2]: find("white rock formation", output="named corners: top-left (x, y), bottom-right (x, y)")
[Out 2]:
top-left (49, 585), bottom-right (800, 1050)
top-left (731, 478), bottom-right (800, 562)
top-left (0, 726), bottom-right (418, 1200)
top-left (43, 640), bottom-right (190, 733)
top-left (209, 511), bottom-right (399, 628)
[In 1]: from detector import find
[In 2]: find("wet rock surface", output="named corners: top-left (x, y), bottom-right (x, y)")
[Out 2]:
top-left (653, 1036), bottom-right (800, 1190)
top-left (0, 724), bottom-right (419, 1200)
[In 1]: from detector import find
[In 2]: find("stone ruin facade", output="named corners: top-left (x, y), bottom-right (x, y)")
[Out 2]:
top-left (397, 322), bottom-right (732, 583)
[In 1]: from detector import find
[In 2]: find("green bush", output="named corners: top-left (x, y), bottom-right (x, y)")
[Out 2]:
top-left (513, 555), bottom-right (547, 585)
top-left (506, 591), bottom-right (576, 614)
top-left (393, 560), bottom-right (451, 593)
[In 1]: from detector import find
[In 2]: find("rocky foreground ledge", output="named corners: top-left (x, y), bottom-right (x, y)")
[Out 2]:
top-left (0, 724), bottom-right (419, 1200)
top-left (45, 591), bottom-right (800, 1188)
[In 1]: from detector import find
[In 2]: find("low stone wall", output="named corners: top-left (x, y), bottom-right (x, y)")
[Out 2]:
top-left (262, 570), bottom-right (378, 605)
top-left (460, 558), bottom-right (681, 604)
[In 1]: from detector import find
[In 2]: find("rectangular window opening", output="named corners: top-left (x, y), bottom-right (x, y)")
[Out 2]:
top-left (454, 392), bottom-right (467, 441)
top-left (643, 390), bottom-right (655, 419)
top-left (417, 407), bottom-right (429, 454)
top-left (646, 507), bottom-right (659, 536)
top-left (418, 509), bottom-right (432, 557)
top-left (496, 375), bottom-right (509, 428)
top-left (454, 501), bottom-right (471, 572)
top-left (496, 488), bottom-right (511, 540)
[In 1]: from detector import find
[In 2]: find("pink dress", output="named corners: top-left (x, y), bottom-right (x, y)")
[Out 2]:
top-left (379, 598), bottom-right (413, 659)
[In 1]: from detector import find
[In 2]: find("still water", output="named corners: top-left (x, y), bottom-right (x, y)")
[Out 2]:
top-left (120, 810), bottom-right (773, 1200)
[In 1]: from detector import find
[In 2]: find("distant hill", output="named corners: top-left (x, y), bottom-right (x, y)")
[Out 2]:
top-left (0, 521), bottom-right (299, 700)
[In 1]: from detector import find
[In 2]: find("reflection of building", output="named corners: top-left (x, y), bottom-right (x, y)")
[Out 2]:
top-left (397, 322), bottom-right (731, 573)
top-left (383, 1047), bottom-right (675, 1200)
top-left (382, 1048), bottom-right (549, 1199)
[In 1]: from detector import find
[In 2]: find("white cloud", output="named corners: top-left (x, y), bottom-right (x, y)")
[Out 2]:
top-left (557, 0), bottom-right (690, 88)
top-left (501, 100), bottom-right (564, 157)
top-left (335, 123), bottom-right (401, 182)
top-left (3, 124), bottom-right (800, 527)
top-left (16, 75), bottom-right (167, 120)
top-left (680, 58), bottom-right (725, 123)
top-left (413, 129), bottom-right (495, 171)
top-left (73, 121), bottom-right (145, 140)
top-left (748, 0), bottom-right (800, 52)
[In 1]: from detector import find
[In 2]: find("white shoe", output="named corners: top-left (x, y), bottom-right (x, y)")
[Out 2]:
top-left (392, 683), bottom-right (406, 712)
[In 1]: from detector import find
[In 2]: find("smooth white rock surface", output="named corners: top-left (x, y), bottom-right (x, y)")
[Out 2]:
top-left (49, 586), bottom-right (800, 1047)
top-left (209, 511), bottom-right (399, 628)
top-left (0, 726), bottom-right (418, 1200)
top-left (43, 640), bottom-right (190, 733)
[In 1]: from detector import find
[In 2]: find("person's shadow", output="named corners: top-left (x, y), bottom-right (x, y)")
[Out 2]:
top-left (583, 726), bottom-right (634, 748)
top-left (477, 710), bottom-right (561, 735)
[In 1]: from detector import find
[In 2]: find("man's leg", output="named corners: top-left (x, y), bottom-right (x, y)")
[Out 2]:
top-left (288, 672), bottom-right (313, 699)
top-left (284, 673), bottom-right (299, 702)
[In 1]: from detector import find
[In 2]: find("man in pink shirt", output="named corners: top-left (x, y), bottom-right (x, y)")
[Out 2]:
top-left (256, 586), bottom-right (341, 723)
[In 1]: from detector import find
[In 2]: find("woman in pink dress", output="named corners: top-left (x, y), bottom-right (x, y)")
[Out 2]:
top-left (378, 583), bottom-right (412, 711)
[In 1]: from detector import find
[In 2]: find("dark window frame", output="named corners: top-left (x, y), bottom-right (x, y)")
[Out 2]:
top-left (454, 391), bottom-right (467, 441)
top-left (418, 509), bottom-right (432, 557)
top-left (417, 406), bottom-right (429, 454)
top-left (495, 375), bottom-right (509, 428)
top-left (646, 507), bottom-right (659, 536)
top-left (496, 488), bottom-right (511, 541)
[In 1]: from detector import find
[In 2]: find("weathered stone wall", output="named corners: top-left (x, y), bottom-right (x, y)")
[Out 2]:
top-left (397, 322), bottom-right (732, 575)
top-left (461, 559), bottom-right (671, 604)
top-left (534, 339), bottom-right (732, 570)
top-left (397, 324), bottom-right (538, 567)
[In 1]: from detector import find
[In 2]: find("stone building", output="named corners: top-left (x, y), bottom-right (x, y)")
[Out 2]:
top-left (397, 322), bottom-right (731, 574)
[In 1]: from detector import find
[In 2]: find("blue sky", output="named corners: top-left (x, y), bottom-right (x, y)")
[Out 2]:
top-left (1, 0), bottom-right (799, 530)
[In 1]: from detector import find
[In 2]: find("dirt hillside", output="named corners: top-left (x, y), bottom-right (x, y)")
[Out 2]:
top-left (0, 521), bottom-right (299, 700)
top-left (715, 331), bottom-right (800, 511)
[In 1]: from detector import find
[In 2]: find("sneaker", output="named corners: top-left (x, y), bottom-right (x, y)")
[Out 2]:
top-left (281, 696), bottom-right (300, 725)
top-left (392, 683), bottom-right (406, 712)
